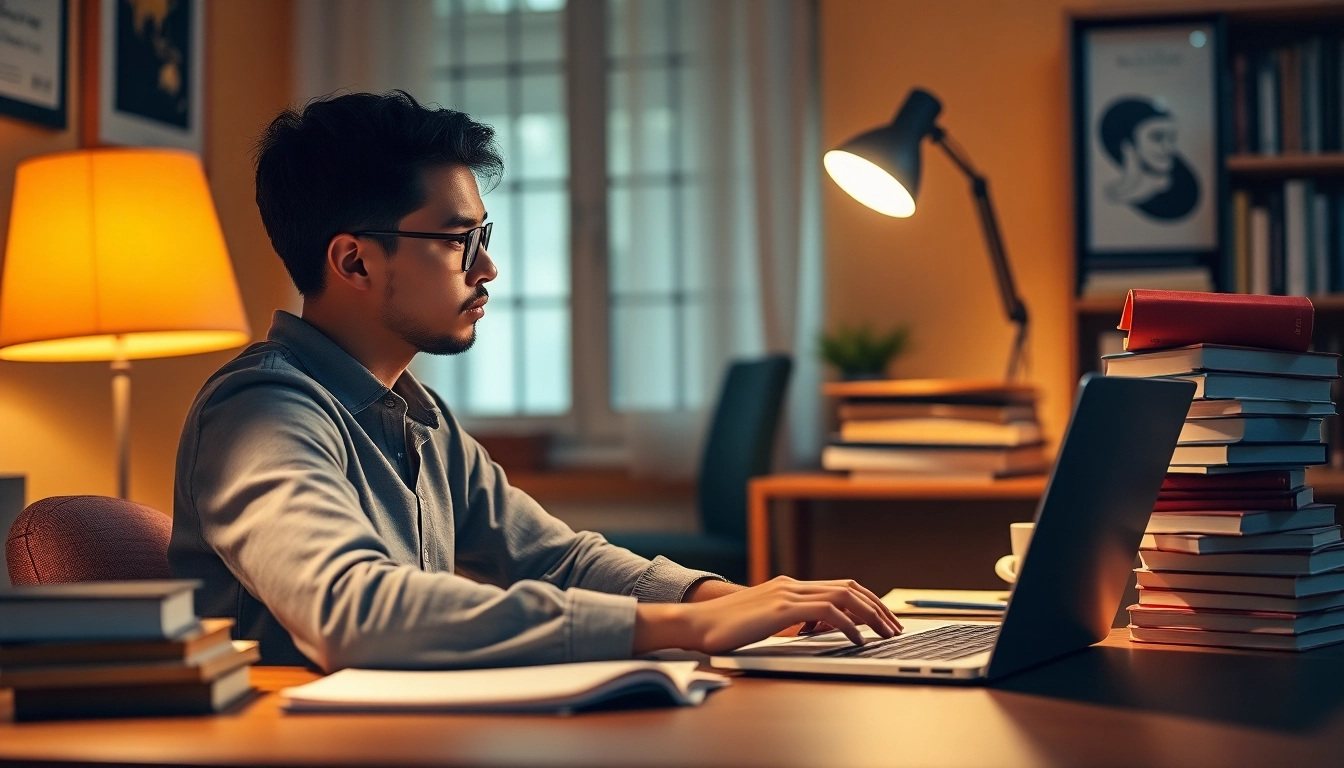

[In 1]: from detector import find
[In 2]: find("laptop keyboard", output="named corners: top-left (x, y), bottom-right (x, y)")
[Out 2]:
top-left (818, 623), bottom-right (1000, 661)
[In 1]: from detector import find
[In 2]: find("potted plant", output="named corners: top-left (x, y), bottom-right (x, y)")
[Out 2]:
top-left (818, 322), bottom-right (912, 380)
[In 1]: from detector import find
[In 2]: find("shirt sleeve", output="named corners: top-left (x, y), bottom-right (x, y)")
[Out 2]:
top-left (445, 413), bottom-right (726, 603)
top-left (186, 377), bottom-right (637, 673)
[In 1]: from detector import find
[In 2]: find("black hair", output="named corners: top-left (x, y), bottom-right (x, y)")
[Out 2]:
top-left (1098, 97), bottom-right (1169, 164)
top-left (254, 90), bottom-right (504, 296)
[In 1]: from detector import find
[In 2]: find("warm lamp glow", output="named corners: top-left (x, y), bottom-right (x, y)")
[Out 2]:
top-left (0, 148), bottom-right (250, 362)
top-left (823, 150), bottom-right (916, 218)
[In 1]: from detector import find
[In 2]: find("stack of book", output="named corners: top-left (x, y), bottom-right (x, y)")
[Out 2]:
top-left (820, 379), bottom-right (1047, 481)
top-left (0, 581), bottom-right (257, 721)
top-left (1105, 290), bottom-right (1344, 651)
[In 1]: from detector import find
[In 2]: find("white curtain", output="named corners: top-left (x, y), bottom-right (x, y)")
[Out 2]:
top-left (617, 0), bottom-right (823, 474)
top-left (294, 0), bottom-right (824, 474)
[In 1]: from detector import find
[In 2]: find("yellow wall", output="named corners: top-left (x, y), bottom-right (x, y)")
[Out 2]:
top-left (821, 0), bottom-right (1226, 442)
top-left (0, 0), bottom-right (296, 515)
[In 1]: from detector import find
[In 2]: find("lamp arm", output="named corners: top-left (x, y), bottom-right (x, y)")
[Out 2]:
top-left (930, 127), bottom-right (1030, 380)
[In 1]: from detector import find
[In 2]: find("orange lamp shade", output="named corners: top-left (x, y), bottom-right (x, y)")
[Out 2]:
top-left (0, 148), bottom-right (250, 362)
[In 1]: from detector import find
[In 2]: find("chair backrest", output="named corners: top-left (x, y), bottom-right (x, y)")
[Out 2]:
top-left (698, 355), bottom-right (793, 543)
top-left (5, 496), bottom-right (172, 586)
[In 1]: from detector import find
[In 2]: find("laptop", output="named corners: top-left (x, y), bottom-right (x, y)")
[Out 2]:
top-left (710, 374), bottom-right (1195, 683)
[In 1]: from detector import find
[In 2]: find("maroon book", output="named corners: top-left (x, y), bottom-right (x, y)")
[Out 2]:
top-left (1158, 487), bottom-right (1308, 501)
top-left (1161, 470), bottom-right (1305, 492)
top-left (1120, 290), bottom-right (1314, 353)
top-left (1153, 486), bottom-right (1314, 512)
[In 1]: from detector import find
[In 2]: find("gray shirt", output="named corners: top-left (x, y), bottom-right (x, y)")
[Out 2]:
top-left (170, 311), bottom-right (719, 670)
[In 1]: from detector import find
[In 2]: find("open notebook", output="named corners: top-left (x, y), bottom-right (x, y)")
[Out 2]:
top-left (280, 660), bottom-right (730, 714)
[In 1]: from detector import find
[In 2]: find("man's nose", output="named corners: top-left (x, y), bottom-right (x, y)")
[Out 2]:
top-left (468, 246), bottom-right (498, 284)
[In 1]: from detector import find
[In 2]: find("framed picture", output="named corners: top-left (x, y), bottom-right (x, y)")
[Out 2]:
top-left (82, 0), bottom-right (203, 153)
top-left (0, 0), bottom-right (68, 129)
top-left (1071, 16), bottom-right (1228, 292)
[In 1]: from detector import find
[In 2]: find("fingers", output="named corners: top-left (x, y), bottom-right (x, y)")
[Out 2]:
top-left (796, 603), bottom-right (862, 645)
top-left (818, 579), bottom-right (903, 633)
top-left (787, 583), bottom-right (896, 638)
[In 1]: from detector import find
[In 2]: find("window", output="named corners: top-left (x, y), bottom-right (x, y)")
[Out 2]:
top-left (415, 0), bottom-right (719, 434)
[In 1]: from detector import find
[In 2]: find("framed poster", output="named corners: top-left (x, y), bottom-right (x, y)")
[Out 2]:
top-left (0, 0), bottom-right (67, 128)
top-left (1072, 16), bottom-right (1228, 292)
top-left (89, 0), bottom-right (203, 153)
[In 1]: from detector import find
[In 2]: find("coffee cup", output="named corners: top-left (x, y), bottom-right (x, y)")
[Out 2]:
top-left (994, 522), bottom-right (1035, 584)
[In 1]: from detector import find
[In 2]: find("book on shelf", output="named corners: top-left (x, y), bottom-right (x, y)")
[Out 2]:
top-left (279, 660), bottom-right (730, 713)
top-left (837, 419), bottom-right (1042, 447)
top-left (0, 640), bottom-right (258, 690)
top-left (1176, 417), bottom-right (1323, 445)
top-left (836, 402), bottom-right (1037, 424)
top-left (1134, 566), bottom-right (1344, 598)
top-left (1146, 505), bottom-right (1335, 535)
top-left (8, 665), bottom-right (252, 722)
top-left (1176, 372), bottom-right (1332, 403)
top-left (1160, 468), bottom-right (1307, 491)
top-left (1138, 542), bottom-right (1344, 576)
top-left (1137, 587), bottom-right (1344, 614)
top-left (0, 617), bottom-right (234, 667)
top-left (1119, 290), bottom-right (1313, 353)
top-left (1169, 442), bottom-right (1327, 467)
top-left (0, 581), bottom-right (201, 643)
top-left (1102, 344), bottom-right (1339, 379)
top-left (1140, 525), bottom-right (1340, 554)
top-left (1233, 34), bottom-right (1344, 157)
top-left (1237, 181), bottom-right (1344, 297)
top-left (820, 443), bottom-right (1048, 477)
top-left (1185, 399), bottom-right (1334, 418)
top-left (1151, 486), bottom-right (1314, 512)
top-left (1127, 604), bottom-right (1344, 635)
top-left (1128, 624), bottom-right (1344, 651)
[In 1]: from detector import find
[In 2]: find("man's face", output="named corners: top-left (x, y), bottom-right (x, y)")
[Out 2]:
top-left (1133, 116), bottom-right (1177, 174)
top-left (378, 163), bottom-right (497, 355)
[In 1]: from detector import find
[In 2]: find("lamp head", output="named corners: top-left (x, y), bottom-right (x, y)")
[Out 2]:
top-left (824, 88), bottom-right (943, 217)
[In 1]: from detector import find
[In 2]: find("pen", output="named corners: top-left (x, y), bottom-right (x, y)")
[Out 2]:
top-left (905, 600), bottom-right (1008, 611)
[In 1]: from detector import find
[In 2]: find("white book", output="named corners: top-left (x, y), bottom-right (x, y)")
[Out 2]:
top-left (1145, 505), bottom-right (1335, 535)
top-left (1102, 345), bottom-right (1339, 379)
top-left (1186, 399), bottom-right (1335, 418)
top-left (1135, 566), bottom-right (1344, 597)
top-left (280, 661), bottom-right (729, 713)
top-left (1177, 417), bottom-right (1323, 445)
top-left (1137, 587), bottom-right (1344, 613)
top-left (1141, 525), bottom-right (1340, 554)
top-left (1129, 624), bottom-right (1344, 651)
top-left (1139, 542), bottom-right (1344, 576)
top-left (1285, 179), bottom-right (1310, 296)
top-left (838, 419), bottom-right (1042, 447)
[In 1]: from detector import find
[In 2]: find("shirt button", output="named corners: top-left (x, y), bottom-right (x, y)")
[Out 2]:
top-left (383, 396), bottom-right (397, 408)
top-left (422, 548), bottom-right (429, 560)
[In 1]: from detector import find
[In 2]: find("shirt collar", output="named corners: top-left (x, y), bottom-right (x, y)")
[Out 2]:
top-left (266, 310), bottom-right (440, 429)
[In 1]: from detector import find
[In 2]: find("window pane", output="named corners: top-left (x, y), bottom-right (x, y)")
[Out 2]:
top-left (519, 5), bottom-right (564, 63)
top-left (411, 350), bottom-right (461, 406)
top-left (523, 305), bottom-right (570, 413)
top-left (465, 304), bottom-right (518, 414)
top-left (521, 189), bottom-right (569, 298)
top-left (607, 67), bottom-right (674, 177)
top-left (679, 297), bottom-right (705, 408)
top-left (463, 3), bottom-right (512, 67)
top-left (609, 183), bottom-right (675, 295)
top-left (519, 74), bottom-right (567, 180)
top-left (607, 0), bottom-right (674, 59)
top-left (611, 302), bottom-right (676, 410)
top-left (458, 76), bottom-right (511, 155)
top-left (480, 188), bottom-right (516, 298)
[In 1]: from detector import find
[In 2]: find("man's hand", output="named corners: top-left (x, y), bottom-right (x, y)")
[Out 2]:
top-left (683, 578), bottom-right (746, 602)
top-left (634, 575), bottom-right (902, 655)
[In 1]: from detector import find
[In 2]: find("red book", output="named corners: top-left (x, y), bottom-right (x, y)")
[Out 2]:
top-left (1158, 487), bottom-right (1308, 501)
top-left (1152, 486), bottom-right (1314, 512)
top-left (1161, 470), bottom-right (1305, 492)
top-left (1120, 290), bottom-right (1314, 352)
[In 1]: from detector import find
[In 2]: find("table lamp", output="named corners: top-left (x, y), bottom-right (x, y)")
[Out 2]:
top-left (824, 87), bottom-right (1029, 381)
top-left (0, 148), bottom-right (250, 499)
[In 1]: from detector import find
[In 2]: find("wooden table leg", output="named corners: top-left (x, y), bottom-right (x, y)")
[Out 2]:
top-left (748, 482), bottom-right (770, 585)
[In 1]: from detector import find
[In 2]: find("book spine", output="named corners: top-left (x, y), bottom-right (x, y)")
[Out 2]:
top-left (1283, 45), bottom-right (1302, 154)
top-left (1260, 50), bottom-right (1280, 155)
top-left (1251, 203), bottom-right (1272, 295)
top-left (1233, 189), bottom-right (1251, 293)
top-left (1271, 184), bottom-right (1287, 295)
top-left (1305, 37), bottom-right (1321, 153)
top-left (1286, 179), bottom-right (1309, 296)
top-left (1315, 189), bottom-right (1330, 294)
top-left (1234, 51), bottom-right (1250, 154)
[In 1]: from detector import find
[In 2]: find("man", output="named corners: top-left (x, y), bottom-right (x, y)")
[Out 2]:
top-left (169, 91), bottom-right (899, 671)
top-left (1099, 97), bottom-right (1199, 221)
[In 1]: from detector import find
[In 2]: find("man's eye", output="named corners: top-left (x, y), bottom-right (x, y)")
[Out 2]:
top-left (444, 239), bottom-right (465, 250)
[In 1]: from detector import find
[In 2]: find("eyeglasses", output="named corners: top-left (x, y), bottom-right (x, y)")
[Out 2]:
top-left (352, 222), bottom-right (493, 271)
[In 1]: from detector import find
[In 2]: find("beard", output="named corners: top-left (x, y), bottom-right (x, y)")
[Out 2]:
top-left (381, 283), bottom-right (486, 356)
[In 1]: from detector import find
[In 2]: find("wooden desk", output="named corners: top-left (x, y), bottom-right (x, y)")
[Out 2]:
top-left (2, 630), bottom-right (1342, 767)
top-left (748, 473), bottom-right (1048, 585)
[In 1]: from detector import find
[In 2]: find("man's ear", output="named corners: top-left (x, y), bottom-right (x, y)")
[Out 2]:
top-left (326, 233), bottom-right (373, 292)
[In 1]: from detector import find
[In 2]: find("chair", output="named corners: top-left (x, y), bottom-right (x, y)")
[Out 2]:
top-left (603, 355), bottom-right (793, 584)
top-left (5, 496), bottom-right (172, 585)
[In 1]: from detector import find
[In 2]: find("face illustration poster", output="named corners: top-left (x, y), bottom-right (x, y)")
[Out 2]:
top-left (1077, 22), bottom-right (1221, 259)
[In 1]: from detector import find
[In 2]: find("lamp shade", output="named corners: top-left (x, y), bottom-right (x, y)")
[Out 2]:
top-left (823, 88), bottom-right (943, 218)
top-left (0, 148), bottom-right (250, 362)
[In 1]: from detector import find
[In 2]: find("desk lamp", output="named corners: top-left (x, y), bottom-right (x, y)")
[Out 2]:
top-left (824, 88), bottom-right (1029, 380)
top-left (0, 148), bottom-right (250, 499)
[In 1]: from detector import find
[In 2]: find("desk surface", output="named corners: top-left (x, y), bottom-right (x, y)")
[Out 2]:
top-left (2, 630), bottom-right (1342, 768)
